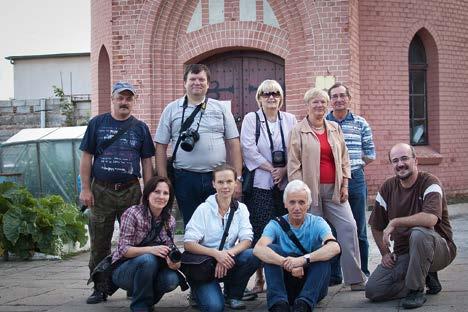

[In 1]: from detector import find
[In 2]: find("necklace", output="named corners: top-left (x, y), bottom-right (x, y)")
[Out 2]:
top-left (307, 116), bottom-right (324, 131)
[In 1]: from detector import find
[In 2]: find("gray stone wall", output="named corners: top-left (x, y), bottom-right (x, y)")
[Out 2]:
top-left (0, 97), bottom-right (91, 142)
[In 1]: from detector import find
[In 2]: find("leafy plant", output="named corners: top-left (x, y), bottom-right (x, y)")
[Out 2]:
top-left (53, 85), bottom-right (76, 126)
top-left (0, 182), bottom-right (87, 259)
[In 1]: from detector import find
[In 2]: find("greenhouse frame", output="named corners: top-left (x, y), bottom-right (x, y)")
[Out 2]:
top-left (0, 127), bottom-right (86, 203)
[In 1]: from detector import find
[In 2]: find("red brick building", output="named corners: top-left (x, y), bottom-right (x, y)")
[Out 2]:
top-left (91, 0), bottom-right (468, 197)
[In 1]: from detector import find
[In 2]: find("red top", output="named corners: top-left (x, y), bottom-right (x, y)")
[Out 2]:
top-left (316, 130), bottom-right (336, 184)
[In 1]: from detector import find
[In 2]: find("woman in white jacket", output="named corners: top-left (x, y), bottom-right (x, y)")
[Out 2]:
top-left (184, 164), bottom-right (261, 311)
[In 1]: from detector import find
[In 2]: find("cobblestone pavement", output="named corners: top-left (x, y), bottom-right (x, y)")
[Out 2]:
top-left (1, 203), bottom-right (467, 311)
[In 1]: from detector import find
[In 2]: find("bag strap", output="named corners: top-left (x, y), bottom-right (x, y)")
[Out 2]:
top-left (274, 216), bottom-right (308, 255)
top-left (254, 112), bottom-right (260, 144)
top-left (95, 116), bottom-right (138, 157)
top-left (138, 217), bottom-right (165, 247)
top-left (218, 200), bottom-right (239, 251)
top-left (171, 96), bottom-right (207, 161)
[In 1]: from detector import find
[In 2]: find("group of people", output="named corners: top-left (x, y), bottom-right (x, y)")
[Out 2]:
top-left (79, 64), bottom-right (457, 312)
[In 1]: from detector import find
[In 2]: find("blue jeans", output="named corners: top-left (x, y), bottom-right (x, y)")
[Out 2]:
top-left (174, 169), bottom-right (216, 226)
top-left (190, 249), bottom-right (261, 312)
top-left (265, 244), bottom-right (330, 309)
top-left (112, 254), bottom-right (180, 312)
top-left (330, 167), bottom-right (370, 280)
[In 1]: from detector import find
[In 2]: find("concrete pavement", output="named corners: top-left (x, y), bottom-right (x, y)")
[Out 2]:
top-left (1, 203), bottom-right (467, 311)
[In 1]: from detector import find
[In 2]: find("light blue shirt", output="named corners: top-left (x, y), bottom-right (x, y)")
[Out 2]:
top-left (262, 213), bottom-right (331, 255)
top-left (326, 111), bottom-right (376, 171)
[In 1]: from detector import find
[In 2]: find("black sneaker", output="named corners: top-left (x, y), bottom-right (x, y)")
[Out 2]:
top-left (401, 289), bottom-right (427, 309)
top-left (269, 300), bottom-right (290, 312)
top-left (426, 271), bottom-right (442, 295)
top-left (292, 299), bottom-right (311, 312)
top-left (241, 288), bottom-right (258, 301)
top-left (86, 289), bottom-right (107, 304)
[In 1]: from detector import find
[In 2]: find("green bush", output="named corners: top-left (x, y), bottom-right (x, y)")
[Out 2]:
top-left (0, 182), bottom-right (87, 259)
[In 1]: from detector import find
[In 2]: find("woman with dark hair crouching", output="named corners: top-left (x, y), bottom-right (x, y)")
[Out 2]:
top-left (111, 176), bottom-right (185, 312)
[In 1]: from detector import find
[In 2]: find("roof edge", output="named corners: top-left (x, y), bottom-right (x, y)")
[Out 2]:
top-left (5, 52), bottom-right (90, 61)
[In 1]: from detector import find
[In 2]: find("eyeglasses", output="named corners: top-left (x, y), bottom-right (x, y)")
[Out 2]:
top-left (331, 93), bottom-right (348, 100)
top-left (260, 92), bottom-right (281, 98)
top-left (390, 156), bottom-right (414, 165)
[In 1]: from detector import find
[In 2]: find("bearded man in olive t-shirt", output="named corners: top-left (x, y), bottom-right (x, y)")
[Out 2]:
top-left (365, 143), bottom-right (456, 310)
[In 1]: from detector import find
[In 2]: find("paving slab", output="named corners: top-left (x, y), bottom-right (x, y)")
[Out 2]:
top-left (0, 203), bottom-right (467, 312)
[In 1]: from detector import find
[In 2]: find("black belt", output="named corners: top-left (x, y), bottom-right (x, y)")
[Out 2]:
top-left (94, 178), bottom-right (139, 191)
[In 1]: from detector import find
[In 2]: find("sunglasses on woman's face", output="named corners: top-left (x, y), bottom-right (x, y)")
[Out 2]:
top-left (260, 91), bottom-right (281, 98)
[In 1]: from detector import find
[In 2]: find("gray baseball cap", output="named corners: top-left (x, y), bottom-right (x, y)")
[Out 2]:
top-left (112, 81), bottom-right (135, 95)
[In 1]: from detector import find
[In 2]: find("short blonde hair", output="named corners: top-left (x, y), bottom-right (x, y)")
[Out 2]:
top-left (255, 80), bottom-right (284, 109)
top-left (303, 87), bottom-right (330, 104)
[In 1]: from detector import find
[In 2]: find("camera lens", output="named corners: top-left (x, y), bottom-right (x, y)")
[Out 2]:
top-left (180, 136), bottom-right (195, 151)
top-left (180, 129), bottom-right (200, 152)
top-left (169, 247), bottom-right (182, 262)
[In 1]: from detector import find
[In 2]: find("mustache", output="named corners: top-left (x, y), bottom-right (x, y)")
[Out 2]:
top-left (119, 104), bottom-right (129, 109)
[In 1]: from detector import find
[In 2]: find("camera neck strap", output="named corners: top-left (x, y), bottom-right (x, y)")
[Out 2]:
top-left (172, 96), bottom-right (208, 161)
top-left (218, 200), bottom-right (238, 251)
top-left (262, 110), bottom-right (286, 153)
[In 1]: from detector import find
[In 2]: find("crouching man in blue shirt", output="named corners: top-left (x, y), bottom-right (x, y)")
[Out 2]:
top-left (253, 180), bottom-right (341, 312)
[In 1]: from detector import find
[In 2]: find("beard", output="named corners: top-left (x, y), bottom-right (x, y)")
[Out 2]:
top-left (395, 165), bottom-right (412, 180)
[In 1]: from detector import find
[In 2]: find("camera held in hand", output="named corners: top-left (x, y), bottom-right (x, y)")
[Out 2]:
top-left (271, 150), bottom-right (287, 167)
top-left (180, 128), bottom-right (200, 152)
top-left (168, 244), bottom-right (182, 262)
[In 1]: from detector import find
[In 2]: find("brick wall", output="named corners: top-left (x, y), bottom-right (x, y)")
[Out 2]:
top-left (359, 0), bottom-right (468, 196)
top-left (0, 99), bottom-right (91, 142)
top-left (91, 0), bottom-right (468, 197)
top-left (91, 0), bottom-right (113, 116)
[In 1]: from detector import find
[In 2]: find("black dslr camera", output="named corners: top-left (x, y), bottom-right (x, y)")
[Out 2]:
top-left (168, 244), bottom-right (182, 262)
top-left (180, 128), bottom-right (200, 152)
top-left (272, 150), bottom-right (287, 167)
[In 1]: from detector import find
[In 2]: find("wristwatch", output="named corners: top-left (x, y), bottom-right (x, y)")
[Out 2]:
top-left (237, 176), bottom-right (244, 182)
top-left (303, 254), bottom-right (311, 265)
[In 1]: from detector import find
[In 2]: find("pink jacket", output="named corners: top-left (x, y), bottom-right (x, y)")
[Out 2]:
top-left (287, 117), bottom-right (351, 206)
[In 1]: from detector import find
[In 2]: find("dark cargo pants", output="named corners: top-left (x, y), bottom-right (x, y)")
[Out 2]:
top-left (88, 181), bottom-right (142, 274)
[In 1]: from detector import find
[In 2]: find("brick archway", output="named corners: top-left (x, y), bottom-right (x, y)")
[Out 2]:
top-left (97, 45), bottom-right (111, 115)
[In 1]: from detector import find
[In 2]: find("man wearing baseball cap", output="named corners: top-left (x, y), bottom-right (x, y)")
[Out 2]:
top-left (79, 81), bottom-right (155, 304)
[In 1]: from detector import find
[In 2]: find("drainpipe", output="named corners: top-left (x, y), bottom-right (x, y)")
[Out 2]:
top-left (40, 98), bottom-right (46, 128)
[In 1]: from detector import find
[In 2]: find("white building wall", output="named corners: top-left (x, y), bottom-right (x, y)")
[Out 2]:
top-left (13, 56), bottom-right (90, 99)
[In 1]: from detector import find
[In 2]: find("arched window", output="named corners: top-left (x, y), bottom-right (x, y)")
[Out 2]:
top-left (409, 35), bottom-right (428, 145)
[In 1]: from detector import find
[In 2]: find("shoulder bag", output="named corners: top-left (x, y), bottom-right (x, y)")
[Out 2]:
top-left (180, 200), bottom-right (238, 283)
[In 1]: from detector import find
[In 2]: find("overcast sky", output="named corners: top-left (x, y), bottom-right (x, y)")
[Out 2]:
top-left (0, 0), bottom-right (90, 100)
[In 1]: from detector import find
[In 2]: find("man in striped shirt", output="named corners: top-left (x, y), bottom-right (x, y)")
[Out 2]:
top-left (365, 143), bottom-right (456, 309)
top-left (326, 83), bottom-right (376, 284)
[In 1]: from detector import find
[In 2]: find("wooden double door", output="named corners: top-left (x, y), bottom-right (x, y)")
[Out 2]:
top-left (204, 51), bottom-right (285, 127)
